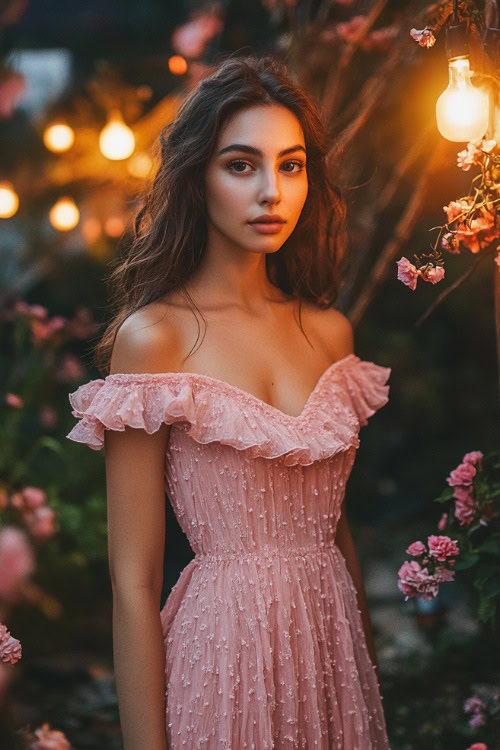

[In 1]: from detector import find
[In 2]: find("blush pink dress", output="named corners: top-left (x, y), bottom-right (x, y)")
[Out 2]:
top-left (66, 352), bottom-right (391, 750)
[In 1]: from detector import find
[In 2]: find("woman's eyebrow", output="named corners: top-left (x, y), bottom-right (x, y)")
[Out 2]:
top-left (217, 144), bottom-right (306, 158)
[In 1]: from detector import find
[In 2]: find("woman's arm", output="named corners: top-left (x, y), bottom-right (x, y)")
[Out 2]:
top-left (104, 309), bottom-right (182, 750)
top-left (105, 421), bottom-right (170, 750)
top-left (335, 500), bottom-right (382, 689)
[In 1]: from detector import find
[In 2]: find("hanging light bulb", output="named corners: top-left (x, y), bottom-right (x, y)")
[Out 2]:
top-left (99, 109), bottom-right (135, 160)
top-left (43, 121), bottom-right (75, 152)
top-left (49, 197), bottom-right (80, 231)
top-left (436, 23), bottom-right (489, 142)
top-left (0, 181), bottom-right (19, 218)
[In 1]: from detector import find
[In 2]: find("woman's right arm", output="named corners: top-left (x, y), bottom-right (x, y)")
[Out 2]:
top-left (104, 309), bottom-right (181, 750)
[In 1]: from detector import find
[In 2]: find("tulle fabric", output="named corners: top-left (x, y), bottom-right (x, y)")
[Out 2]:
top-left (66, 354), bottom-right (392, 749)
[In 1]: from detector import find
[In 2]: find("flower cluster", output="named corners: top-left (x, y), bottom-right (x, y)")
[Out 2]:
top-left (397, 136), bottom-right (500, 290)
top-left (440, 450), bottom-right (496, 529)
top-left (6, 485), bottom-right (57, 541)
top-left (31, 722), bottom-right (71, 750)
top-left (463, 683), bottom-right (500, 729)
top-left (0, 623), bottom-right (22, 665)
top-left (398, 534), bottom-right (459, 601)
top-left (324, 15), bottom-right (399, 52)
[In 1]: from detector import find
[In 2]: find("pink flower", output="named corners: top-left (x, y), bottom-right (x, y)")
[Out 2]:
top-left (443, 197), bottom-right (473, 224)
top-left (396, 257), bottom-right (419, 290)
top-left (420, 265), bottom-right (445, 284)
top-left (464, 696), bottom-right (487, 714)
top-left (465, 743), bottom-right (488, 749)
top-left (56, 354), bottom-right (84, 382)
top-left (453, 487), bottom-right (478, 527)
top-left (456, 209), bottom-right (498, 254)
top-left (29, 304), bottom-right (48, 320)
top-left (409, 27), bottom-right (436, 48)
top-left (31, 319), bottom-right (52, 345)
top-left (447, 462), bottom-right (477, 487)
top-left (438, 512), bottom-right (448, 531)
top-left (0, 623), bottom-right (22, 665)
top-left (457, 148), bottom-right (478, 171)
top-left (336, 15), bottom-right (365, 43)
top-left (171, 12), bottom-right (223, 59)
top-left (398, 560), bottom-right (440, 601)
top-left (427, 535), bottom-right (459, 561)
top-left (26, 506), bottom-right (56, 540)
top-left (22, 487), bottom-right (47, 510)
top-left (468, 713), bottom-right (487, 728)
top-left (434, 566), bottom-right (455, 583)
top-left (406, 541), bottom-right (426, 557)
top-left (0, 527), bottom-right (35, 603)
top-left (463, 450), bottom-right (484, 466)
top-left (441, 231), bottom-right (460, 253)
top-left (5, 393), bottom-right (23, 408)
top-left (31, 722), bottom-right (71, 750)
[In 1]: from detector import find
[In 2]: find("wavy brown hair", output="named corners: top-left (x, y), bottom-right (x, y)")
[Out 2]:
top-left (94, 52), bottom-right (347, 376)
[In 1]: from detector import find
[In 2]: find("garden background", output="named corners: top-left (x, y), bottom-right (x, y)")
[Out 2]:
top-left (0, 0), bottom-right (499, 748)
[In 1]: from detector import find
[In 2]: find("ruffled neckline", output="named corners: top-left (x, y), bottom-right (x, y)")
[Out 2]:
top-left (104, 352), bottom-right (358, 422)
top-left (67, 353), bottom-right (391, 464)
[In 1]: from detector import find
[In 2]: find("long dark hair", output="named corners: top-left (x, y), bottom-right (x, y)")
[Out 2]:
top-left (95, 52), bottom-right (347, 375)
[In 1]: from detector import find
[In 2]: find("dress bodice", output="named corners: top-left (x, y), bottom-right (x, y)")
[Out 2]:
top-left (66, 354), bottom-right (391, 562)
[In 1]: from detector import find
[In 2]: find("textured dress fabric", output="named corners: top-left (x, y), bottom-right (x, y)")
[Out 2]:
top-left (66, 352), bottom-right (391, 750)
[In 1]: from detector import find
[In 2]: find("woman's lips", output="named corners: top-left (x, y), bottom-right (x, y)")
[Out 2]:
top-left (248, 221), bottom-right (285, 234)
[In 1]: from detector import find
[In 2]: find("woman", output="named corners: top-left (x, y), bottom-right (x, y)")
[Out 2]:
top-left (67, 54), bottom-right (391, 750)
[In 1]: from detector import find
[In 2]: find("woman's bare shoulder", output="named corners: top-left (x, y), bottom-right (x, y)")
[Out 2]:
top-left (303, 302), bottom-right (354, 360)
top-left (109, 300), bottom-right (185, 375)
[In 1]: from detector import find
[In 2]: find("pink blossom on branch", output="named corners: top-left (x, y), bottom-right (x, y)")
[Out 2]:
top-left (396, 257), bottom-right (419, 290)
top-left (171, 12), bottom-right (223, 60)
top-left (438, 512), bottom-right (448, 530)
top-left (406, 540), bottom-right (426, 556)
top-left (409, 27), bottom-right (436, 48)
top-left (420, 264), bottom-right (445, 284)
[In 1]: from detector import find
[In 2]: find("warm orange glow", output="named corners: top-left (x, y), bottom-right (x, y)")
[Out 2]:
top-left (49, 197), bottom-right (80, 231)
top-left (169, 55), bottom-right (188, 75)
top-left (99, 110), bottom-right (135, 160)
top-left (43, 122), bottom-right (75, 152)
top-left (81, 217), bottom-right (102, 243)
top-left (104, 216), bottom-right (126, 237)
top-left (127, 151), bottom-right (153, 179)
top-left (0, 181), bottom-right (19, 218)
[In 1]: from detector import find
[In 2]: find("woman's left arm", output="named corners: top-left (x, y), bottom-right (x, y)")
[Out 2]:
top-left (335, 500), bottom-right (382, 689)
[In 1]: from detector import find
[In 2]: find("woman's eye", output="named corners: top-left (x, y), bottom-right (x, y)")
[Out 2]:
top-left (227, 159), bottom-right (306, 174)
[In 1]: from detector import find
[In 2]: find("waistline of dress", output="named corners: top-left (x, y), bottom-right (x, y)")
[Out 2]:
top-left (193, 541), bottom-right (338, 565)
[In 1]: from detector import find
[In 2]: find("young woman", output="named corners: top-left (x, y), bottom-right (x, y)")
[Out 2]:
top-left (67, 54), bottom-right (391, 750)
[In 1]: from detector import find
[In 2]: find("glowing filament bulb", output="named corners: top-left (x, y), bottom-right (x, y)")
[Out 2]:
top-left (99, 110), bottom-right (135, 160)
top-left (436, 57), bottom-right (489, 142)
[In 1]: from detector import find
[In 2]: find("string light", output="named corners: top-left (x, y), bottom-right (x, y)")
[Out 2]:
top-left (436, 3), bottom-right (490, 142)
top-left (49, 197), bottom-right (80, 231)
top-left (99, 110), bottom-right (135, 160)
top-left (0, 181), bottom-right (19, 218)
top-left (168, 55), bottom-right (188, 75)
top-left (43, 122), bottom-right (75, 152)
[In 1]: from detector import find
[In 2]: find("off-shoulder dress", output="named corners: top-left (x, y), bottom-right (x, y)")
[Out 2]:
top-left (66, 352), bottom-right (391, 750)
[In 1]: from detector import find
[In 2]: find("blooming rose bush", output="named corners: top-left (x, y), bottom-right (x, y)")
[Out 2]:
top-left (399, 448), bottom-right (500, 627)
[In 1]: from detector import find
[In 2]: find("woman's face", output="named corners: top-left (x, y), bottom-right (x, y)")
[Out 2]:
top-left (204, 104), bottom-right (308, 254)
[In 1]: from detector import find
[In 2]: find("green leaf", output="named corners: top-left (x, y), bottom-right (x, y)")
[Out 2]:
top-left (454, 552), bottom-right (479, 570)
top-left (481, 577), bottom-right (500, 599)
top-left (478, 596), bottom-right (496, 623)
top-left (478, 540), bottom-right (500, 556)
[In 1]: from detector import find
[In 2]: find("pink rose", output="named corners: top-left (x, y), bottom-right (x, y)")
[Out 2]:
top-left (465, 744), bottom-right (488, 750)
top-left (0, 623), bottom-right (22, 665)
top-left (420, 265), bottom-right (445, 284)
top-left (434, 566), bottom-right (455, 583)
top-left (27, 506), bottom-right (56, 540)
top-left (427, 534), bottom-right (459, 561)
top-left (454, 489), bottom-right (478, 527)
top-left (398, 560), bottom-right (440, 601)
top-left (5, 393), bottom-right (23, 409)
top-left (463, 450), bottom-right (484, 465)
top-left (447, 462), bottom-right (476, 487)
top-left (406, 541), bottom-right (426, 557)
top-left (396, 257), bottom-right (419, 290)
top-left (438, 512), bottom-right (448, 531)
top-left (22, 486), bottom-right (47, 510)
